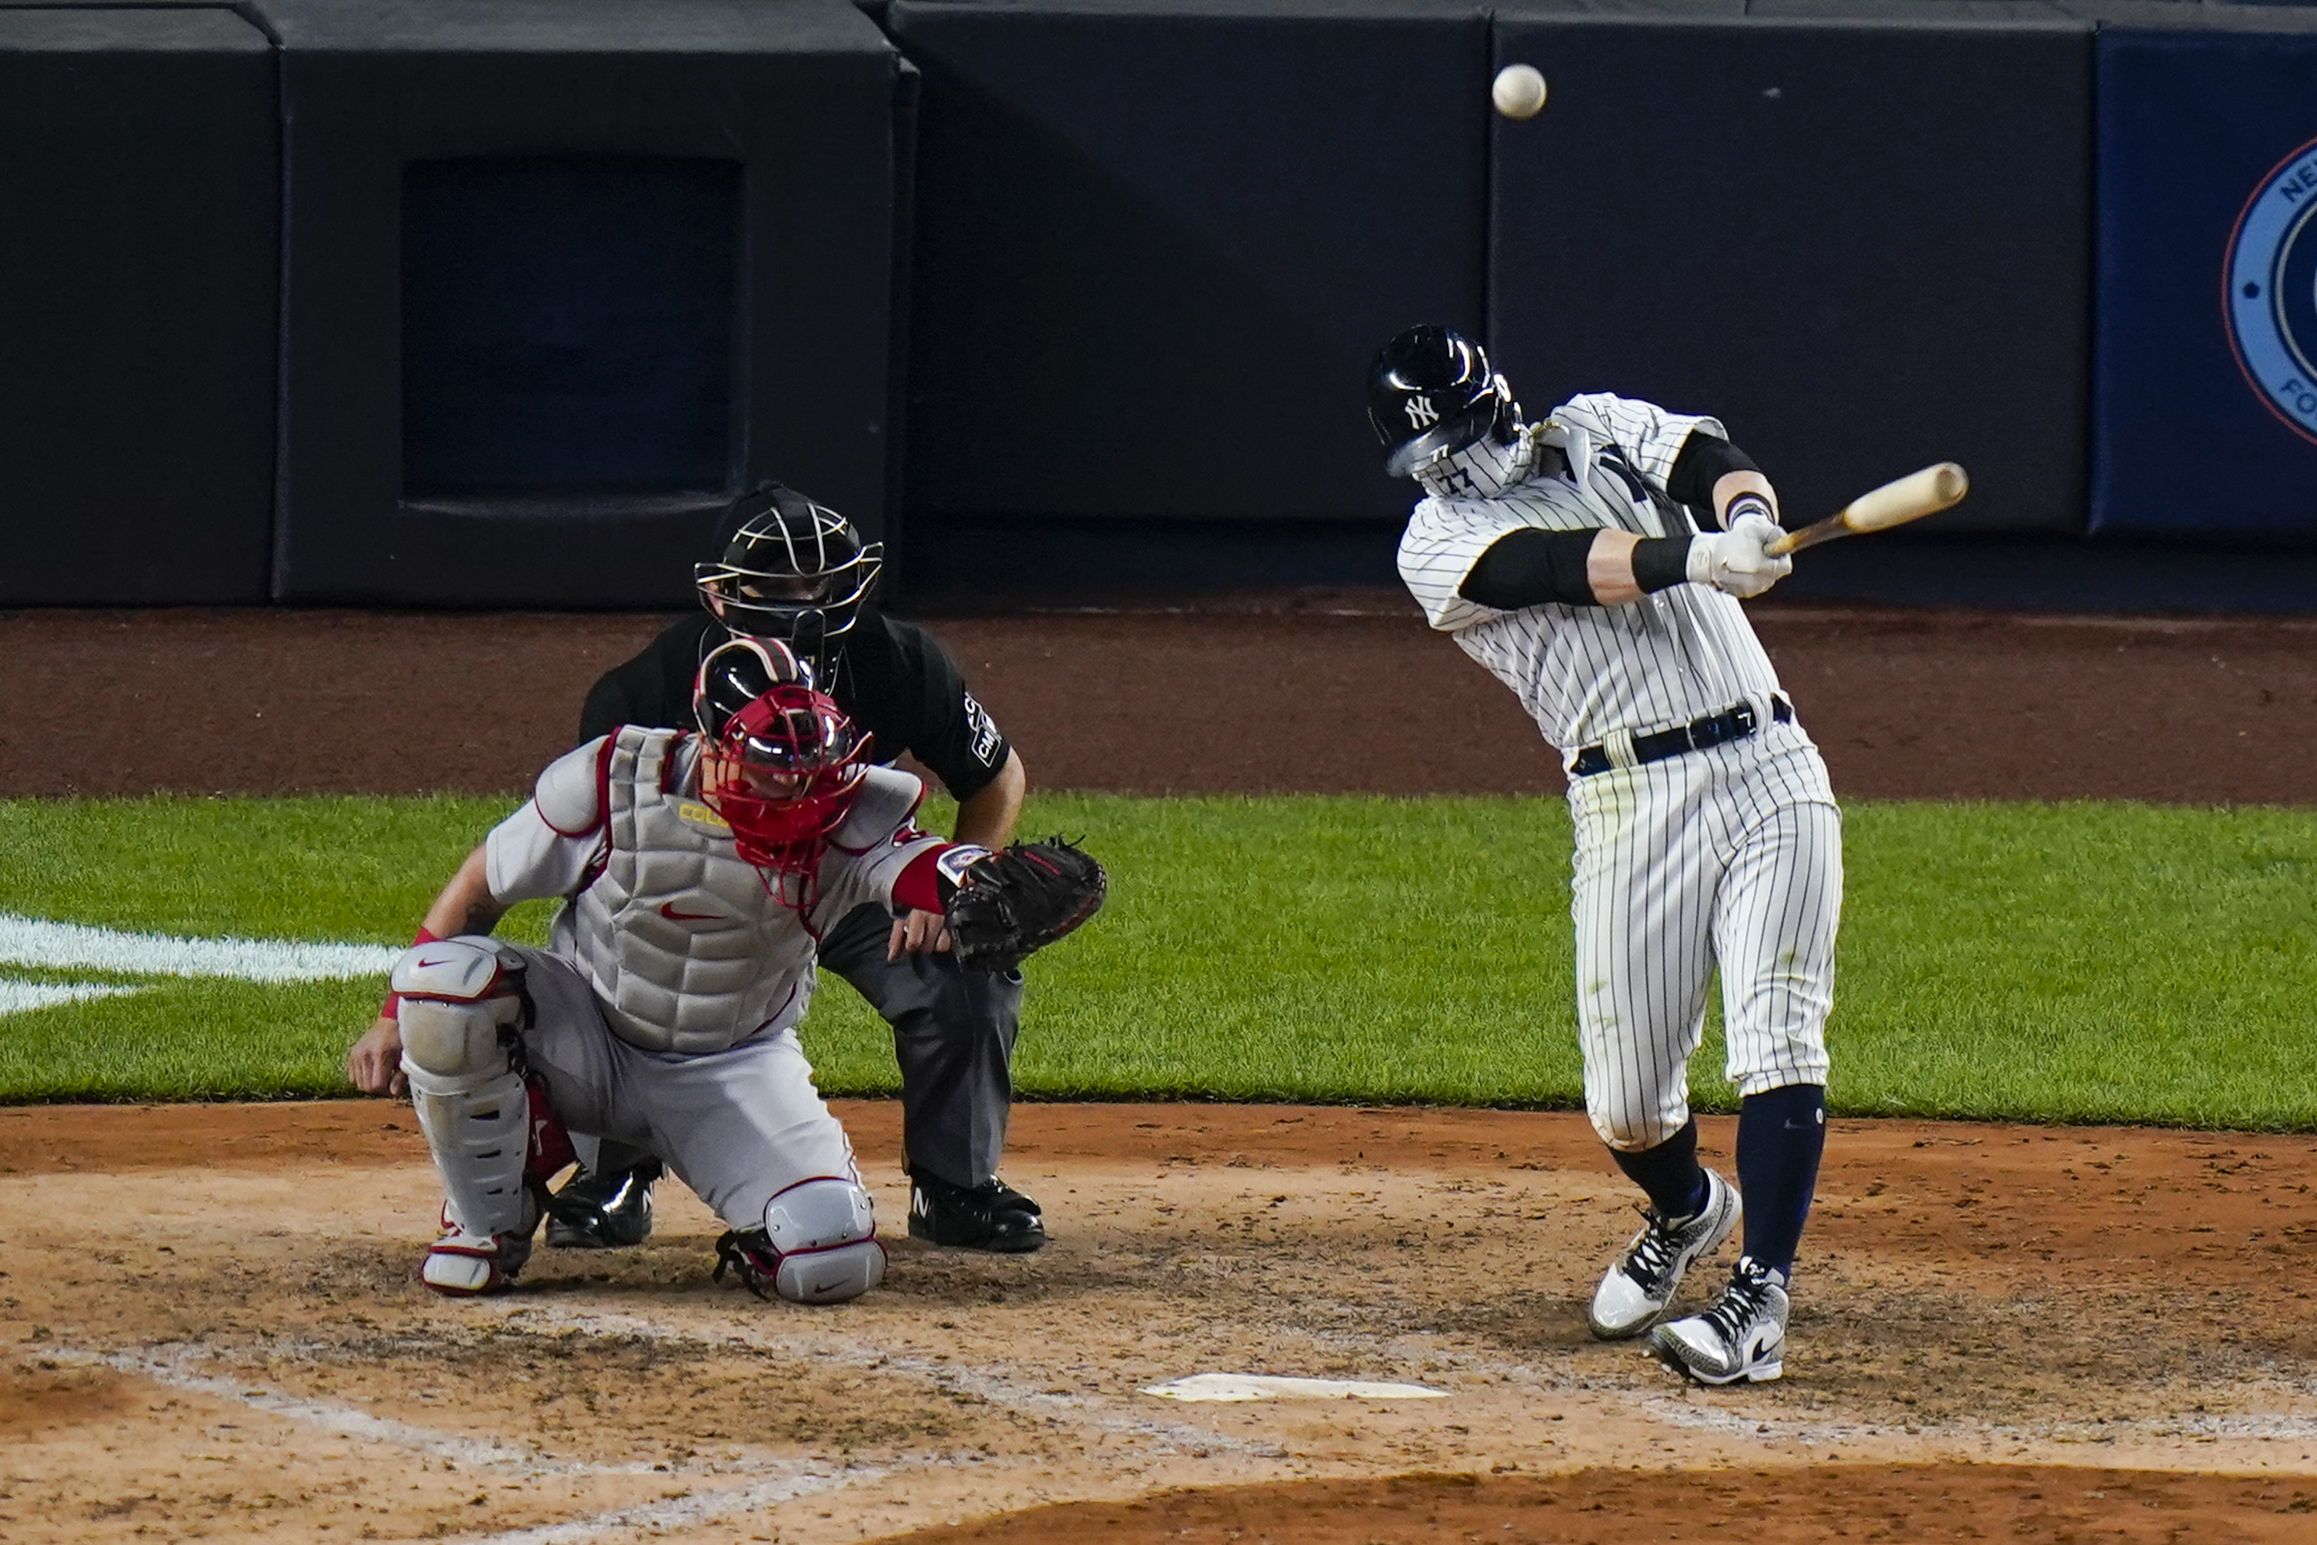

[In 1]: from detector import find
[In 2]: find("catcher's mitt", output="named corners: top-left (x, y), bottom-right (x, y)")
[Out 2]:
top-left (945, 838), bottom-right (1107, 973)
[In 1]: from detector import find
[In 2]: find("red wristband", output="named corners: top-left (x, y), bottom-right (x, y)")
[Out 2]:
top-left (381, 926), bottom-right (446, 1020)
top-left (891, 847), bottom-right (953, 916)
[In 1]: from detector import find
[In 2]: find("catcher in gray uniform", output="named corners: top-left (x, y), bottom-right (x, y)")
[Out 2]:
top-left (344, 639), bottom-right (1103, 1300)
top-left (552, 485), bottom-right (1044, 1254)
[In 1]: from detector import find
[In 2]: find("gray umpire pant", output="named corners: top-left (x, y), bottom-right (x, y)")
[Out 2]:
top-left (580, 901), bottom-right (1025, 1189)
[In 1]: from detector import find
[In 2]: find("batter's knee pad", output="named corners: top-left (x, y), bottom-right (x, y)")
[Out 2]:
top-left (713, 1177), bottom-right (885, 1305)
top-left (393, 937), bottom-right (536, 1239)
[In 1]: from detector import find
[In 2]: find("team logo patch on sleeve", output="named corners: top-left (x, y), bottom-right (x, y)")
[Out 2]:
top-left (962, 692), bottom-right (1002, 765)
top-left (937, 844), bottom-right (993, 888)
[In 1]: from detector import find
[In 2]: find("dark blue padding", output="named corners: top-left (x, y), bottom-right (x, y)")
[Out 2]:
top-left (1491, 5), bottom-right (2092, 534)
top-left (2093, 19), bottom-right (2317, 539)
top-left (0, 8), bottom-right (277, 604)
top-left (399, 158), bottom-right (741, 499)
top-left (260, 0), bottom-right (903, 605)
top-left (887, 0), bottom-right (1488, 526)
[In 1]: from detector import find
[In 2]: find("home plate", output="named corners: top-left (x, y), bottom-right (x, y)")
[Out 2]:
top-left (1142, 1374), bottom-right (1448, 1403)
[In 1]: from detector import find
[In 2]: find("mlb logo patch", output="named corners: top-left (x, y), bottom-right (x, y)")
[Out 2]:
top-left (963, 692), bottom-right (1002, 764)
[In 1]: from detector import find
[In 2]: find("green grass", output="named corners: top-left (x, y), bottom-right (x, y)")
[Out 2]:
top-left (1, 794), bottom-right (2312, 1127)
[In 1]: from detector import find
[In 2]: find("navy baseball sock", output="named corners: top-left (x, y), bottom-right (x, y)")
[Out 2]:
top-left (1736, 1084), bottom-right (1827, 1279)
top-left (1609, 1118), bottom-right (1708, 1220)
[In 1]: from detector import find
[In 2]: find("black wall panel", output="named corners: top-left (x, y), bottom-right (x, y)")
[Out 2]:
top-left (261, 0), bottom-right (904, 606)
top-left (889, 0), bottom-right (1489, 530)
top-left (1491, 6), bottom-right (2093, 534)
top-left (0, 8), bottom-right (277, 603)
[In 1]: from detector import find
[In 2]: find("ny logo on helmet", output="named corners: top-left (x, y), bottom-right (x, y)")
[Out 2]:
top-left (1404, 397), bottom-right (1439, 429)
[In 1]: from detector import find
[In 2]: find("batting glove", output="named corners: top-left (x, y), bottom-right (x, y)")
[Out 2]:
top-left (1686, 514), bottom-right (1792, 599)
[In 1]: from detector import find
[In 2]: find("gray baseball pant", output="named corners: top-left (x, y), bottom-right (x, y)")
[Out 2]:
top-left (578, 901), bottom-right (1024, 1188)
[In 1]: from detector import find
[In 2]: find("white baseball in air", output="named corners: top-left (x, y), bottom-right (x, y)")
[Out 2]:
top-left (1492, 64), bottom-right (1548, 120)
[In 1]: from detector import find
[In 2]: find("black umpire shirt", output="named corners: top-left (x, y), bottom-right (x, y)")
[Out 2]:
top-left (576, 610), bottom-right (1013, 803)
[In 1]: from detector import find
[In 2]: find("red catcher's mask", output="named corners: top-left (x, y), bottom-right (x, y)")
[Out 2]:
top-left (697, 682), bottom-right (871, 879)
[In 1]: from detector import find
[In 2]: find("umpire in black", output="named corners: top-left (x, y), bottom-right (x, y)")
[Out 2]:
top-left (551, 482), bottom-right (1042, 1252)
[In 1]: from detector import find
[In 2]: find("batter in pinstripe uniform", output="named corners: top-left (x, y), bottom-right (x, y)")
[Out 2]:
top-left (1368, 325), bottom-right (1841, 1385)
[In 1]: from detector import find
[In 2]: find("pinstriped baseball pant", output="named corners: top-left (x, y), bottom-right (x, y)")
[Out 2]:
top-left (1565, 720), bottom-right (1842, 1152)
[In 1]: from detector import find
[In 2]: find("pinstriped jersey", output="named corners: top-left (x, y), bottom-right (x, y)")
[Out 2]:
top-left (1396, 391), bottom-right (1786, 755)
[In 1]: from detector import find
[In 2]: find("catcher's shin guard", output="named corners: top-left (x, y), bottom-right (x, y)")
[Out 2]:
top-left (394, 938), bottom-right (535, 1243)
top-left (714, 1177), bottom-right (885, 1304)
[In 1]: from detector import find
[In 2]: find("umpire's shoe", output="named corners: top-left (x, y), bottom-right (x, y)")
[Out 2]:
top-left (1588, 1168), bottom-right (1740, 1339)
top-left (546, 1159), bottom-right (661, 1250)
top-left (908, 1169), bottom-right (1047, 1253)
top-left (1650, 1255), bottom-right (1790, 1385)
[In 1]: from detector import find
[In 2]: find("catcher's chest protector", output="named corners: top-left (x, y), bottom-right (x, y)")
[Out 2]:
top-left (563, 727), bottom-right (819, 1055)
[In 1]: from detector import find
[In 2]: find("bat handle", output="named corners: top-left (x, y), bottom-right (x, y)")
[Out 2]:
top-left (1764, 522), bottom-right (1834, 559)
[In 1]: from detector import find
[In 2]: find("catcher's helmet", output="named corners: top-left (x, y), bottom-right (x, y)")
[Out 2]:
top-left (694, 484), bottom-right (885, 662)
top-left (1365, 325), bottom-right (1519, 478)
top-left (692, 637), bottom-right (871, 879)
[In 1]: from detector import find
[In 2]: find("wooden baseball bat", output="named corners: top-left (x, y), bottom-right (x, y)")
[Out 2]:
top-left (1765, 463), bottom-right (1969, 557)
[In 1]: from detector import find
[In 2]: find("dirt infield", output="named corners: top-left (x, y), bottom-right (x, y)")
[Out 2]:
top-left (5, 602), bottom-right (2316, 802)
top-left (3, 602), bottom-right (2315, 1542)
top-left (5, 1104), bottom-right (2317, 1543)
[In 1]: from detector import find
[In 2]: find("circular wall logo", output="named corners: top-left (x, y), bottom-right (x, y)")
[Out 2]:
top-left (2226, 135), bottom-right (2317, 446)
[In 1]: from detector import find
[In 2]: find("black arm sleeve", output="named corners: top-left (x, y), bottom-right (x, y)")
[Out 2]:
top-left (1458, 528), bottom-right (1605, 609)
top-left (1664, 430), bottom-right (1762, 516)
top-left (1629, 537), bottom-right (1694, 594)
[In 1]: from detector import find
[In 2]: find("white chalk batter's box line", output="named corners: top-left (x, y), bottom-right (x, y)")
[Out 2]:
top-left (27, 1313), bottom-right (1285, 1479)
top-left (29, 1342), bottom-right (981, 1545)
top-left (24, 1324), bottom-right (1289, 1545)
top-left (39, 1307), bottom-right (2317, 1540)
top-left (495, 1302), bottom-right (2317, 1455)
top-left (448, 1464), bottom-right (898, 1545)
top-left (1267, 1307), bottom-right (2317, 1450)
top-left (33, 1342), bottom-right (819, 1479)
top-left (486, 1302), bottom-right (1290, 1460)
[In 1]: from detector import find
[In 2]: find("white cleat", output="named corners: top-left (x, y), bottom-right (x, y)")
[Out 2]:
top-left (1650, 1255), bottom-right (1790, 1385)
top-left (1589, 1168), bottom-right (1741, 1340)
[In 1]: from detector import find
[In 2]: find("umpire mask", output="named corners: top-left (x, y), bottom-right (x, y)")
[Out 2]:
top-left (695, 485), bottom-right (885, 665)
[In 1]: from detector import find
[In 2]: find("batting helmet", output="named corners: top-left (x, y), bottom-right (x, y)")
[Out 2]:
top-left (1365, 325), bottom-right (1519, 478)
top-left (694, 484), bottom-right (885, 662)
top-left (693, 637), bottom-right (871, 879)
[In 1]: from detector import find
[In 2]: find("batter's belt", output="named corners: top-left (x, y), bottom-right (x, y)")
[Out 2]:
top-left (1569, 695), bottom-right (1792, 778)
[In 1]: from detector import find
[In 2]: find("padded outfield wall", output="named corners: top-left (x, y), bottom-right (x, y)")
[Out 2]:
top-left (259, 0), bottom-right (909, 607)
top-left (2, 0), bottom-right (2315, 606)
top-left (890, 0), bottom-right (2317, 606)
top-left (0, 5), bottom-right (278, 605)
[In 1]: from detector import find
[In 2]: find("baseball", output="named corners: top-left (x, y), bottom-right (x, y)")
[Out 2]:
top-left (1492, 63), bottom-right (1548, 120)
